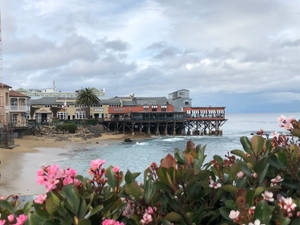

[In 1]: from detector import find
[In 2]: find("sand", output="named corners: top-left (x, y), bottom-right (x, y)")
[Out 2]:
top-left (0, 133), bottom-right (139, 197)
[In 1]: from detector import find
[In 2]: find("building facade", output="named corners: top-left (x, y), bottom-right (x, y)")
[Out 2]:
top-left (168, 89), bottom-right (192, 112)
top-left (0, 82), bottom-right (11, 128)
top-left (9, 90), bottom-right (30, 127)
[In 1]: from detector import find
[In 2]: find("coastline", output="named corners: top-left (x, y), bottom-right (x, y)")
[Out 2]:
top-left (0, 133), bottom-right (147, 196)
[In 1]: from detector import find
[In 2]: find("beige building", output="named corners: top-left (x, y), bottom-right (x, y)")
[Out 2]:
top-left (0, 82), bottom-right (11, 128)
top-left (9, 90), bottom-right (30, 128)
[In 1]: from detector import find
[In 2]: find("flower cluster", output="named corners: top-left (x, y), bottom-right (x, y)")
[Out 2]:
top-left (270, 175), bottom-right (283, 187)
top-left (89, 159), bottom-right (107, 185)
top-left (122, 198), bottom-right (135, 218)
top-left (278, 195), bottom-right (297, 217)
top-left (34, 194), bottom-right (47, 204)
top-left (278, 115), bottom-right (294, 131)
top-left (262, 191), bottom-right (274, 202)
top-left (0, 214), bottom-right (27, 225)
top-left (36, 165), bottom-right (80, 192)
top-left (141, 206), bottom-right (157, 225)
top-left (102, 219), bottom-right (124, 225)
top-left (209, 176), bottom-right (221, 189)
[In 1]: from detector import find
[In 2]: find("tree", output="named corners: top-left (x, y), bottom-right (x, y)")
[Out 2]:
top-left (76, 88), bottom-right (100, 119)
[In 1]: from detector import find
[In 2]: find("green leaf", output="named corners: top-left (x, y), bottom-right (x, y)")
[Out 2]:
top-left (279, 217), bottom-right (291, 225)
top-left (241, 162), bottom-right (251, 176)
top-left (254, 187), bottom-right (264, 196)
top-left (61, 185), bottom-right (80, 216)
top-left (246, 190), bottom-right (255, 206)
top-left (106, 166), bottom-right (116, 188)
top-left (0, 200), bottom-right (15, 213)
top-left (259, 164), bottom-right (269, 185)
top-left (89, 205), bottom-right (103, 217)
top-left (45, 192), bottom-right (60, 215)
top-left (268, 155), bottom-right (286, 169)
top-left (23, 201), bottom-right (33, 214)
top-left (125, 182), bottom-right (144, 200)
top-left (254, 200), bottom-right (273, 224)
top-left (78, 219), bottom-right (91, 225)
top-left (222, 184), bottom-right (238, 194)
top-left (194, 159), bottom-right (202, 175)
top-left (231, 149), bottom-right (249, 161)
top-left (165, 212), bottom-right (183, 222)
top-left (219, 207), bottom-right (230, 220)
top-left (144, 179), bottom-right (156, 204)
top-left (213, 155), bottom-right (223, 164)
top-left (277, 151), bottom-right (288, 167)
top-left (174, 150), bottom-right (186, 164)
top-left (28, 213), bottom-right (46, 225)
top-left (291, 219), bottom-right (300, 225)
top-left (224, 200), bottom-right (236, 209)
top-left (240, 136), bottom-right (252, 155)
top-left (251, 135), bottom-right (265, 156)
top-left (125, 170), bottom-right (140, 184)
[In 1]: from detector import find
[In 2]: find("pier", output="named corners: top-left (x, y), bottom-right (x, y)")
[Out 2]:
top-left (102, 107), bottom-right (227, 136)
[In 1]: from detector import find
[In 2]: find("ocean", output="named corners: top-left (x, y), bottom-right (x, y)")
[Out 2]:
top-left (58, 113), bottom-right (297, 177)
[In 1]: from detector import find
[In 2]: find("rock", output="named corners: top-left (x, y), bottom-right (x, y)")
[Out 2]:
top-left (124, 138), bottom-right (133, 143)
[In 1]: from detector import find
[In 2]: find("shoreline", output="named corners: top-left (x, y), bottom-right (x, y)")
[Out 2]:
top-left (0, 133), bottom-right (148, 196)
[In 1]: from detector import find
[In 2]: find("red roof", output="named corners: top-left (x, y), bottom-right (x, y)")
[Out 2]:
top-left (0, 82), bottom-right (12, 88)
top-left (9, 90), bottom-right (30, 98)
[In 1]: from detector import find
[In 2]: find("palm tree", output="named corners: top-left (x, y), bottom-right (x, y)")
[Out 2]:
top-left (76, 88), bottom-right (100, 119)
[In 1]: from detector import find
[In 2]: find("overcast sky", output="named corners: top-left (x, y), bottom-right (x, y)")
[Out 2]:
top-left (1, 0), bottom-right (300, 113)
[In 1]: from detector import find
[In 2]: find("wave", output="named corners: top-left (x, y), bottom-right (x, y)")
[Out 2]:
top-left (162, 137), bottom-right (184, 142)
top-left (136, 142), bottom-right (149, 146)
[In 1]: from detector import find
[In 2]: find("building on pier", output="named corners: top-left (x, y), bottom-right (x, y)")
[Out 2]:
top-left (168, 89), bottom-right (192, 112)
top-left (183, 107), bottom-right (226, 135)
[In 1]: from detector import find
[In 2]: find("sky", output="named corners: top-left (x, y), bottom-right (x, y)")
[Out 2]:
top-left (1, 0), bottom-right (300, 113)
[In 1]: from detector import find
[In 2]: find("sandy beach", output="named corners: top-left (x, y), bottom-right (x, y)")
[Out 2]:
top-left (0, 133), bottom-right (139, 196)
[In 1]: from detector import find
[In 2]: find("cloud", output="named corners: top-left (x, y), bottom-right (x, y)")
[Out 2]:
top-left (2, 0), bottom-right (300, 112)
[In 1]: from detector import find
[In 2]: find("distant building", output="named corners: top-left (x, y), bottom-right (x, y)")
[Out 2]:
top-left (16, 87), bottom-right (105, 99)
top-left (168, 89), bottom-right (192, 112)
top-left (9, 90), bottom-right (30, 128)
top-left (0, 82), bottom-right (11, 127)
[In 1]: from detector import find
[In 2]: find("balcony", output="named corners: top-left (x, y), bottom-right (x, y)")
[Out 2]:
top-left (9, 105), bottom-right (30, 112)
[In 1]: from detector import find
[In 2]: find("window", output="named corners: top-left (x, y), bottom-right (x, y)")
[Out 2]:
top-left (76, 111), bottom-right (85, 119)
top-left (57, 112), bottom-right (66, 120)
top-left (185, 101), bottom-right (190, 105)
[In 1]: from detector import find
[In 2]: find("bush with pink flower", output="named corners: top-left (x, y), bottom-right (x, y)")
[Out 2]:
top-left (1, 116), bottom-right (300, 224)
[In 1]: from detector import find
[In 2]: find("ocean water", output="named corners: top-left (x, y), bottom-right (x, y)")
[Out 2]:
top-left (58, 113), bottom-right (298, 177)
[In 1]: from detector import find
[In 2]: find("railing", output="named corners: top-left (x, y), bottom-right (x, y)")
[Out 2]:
top-left (9, 105), bottom-right (30, 112)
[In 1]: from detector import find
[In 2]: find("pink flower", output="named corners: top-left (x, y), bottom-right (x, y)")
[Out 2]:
top-left (113, 166), bottom-right (120, 173)
top-left (91, 159), bottom-right (106, 170)
top-left (248, 206), bottom-right (255, 215)
top-left (237, 171), bottom-right (244, 179)
top-left (102, 219), bottom-right (124, 225)
top-left (209, 177), bottom-right (221, 189)
top-left (0, 220), bottom-right (5, 225)
top-left (262, 191), bottom-right (274, 202)
top-left (249, 219), bottom-right (265, 225)
top-left (279, 115), bottom-right (286, 123)
top-left (282, 197), bottom-right (297, 212)
top-left (141, 212), bottom-right (152, 225)
top-left (15, 214), bottom-right (28, 225)
top-left (34, 194), bottom-right (47, 204)
top-left (229, 210), bottom-right (240, 220)
top-left (271, 175), bottom-right (283, 187)
top-left (8, 214), bottom-right (14, 223)
top-left (251, 172), bottom-right (258, 178)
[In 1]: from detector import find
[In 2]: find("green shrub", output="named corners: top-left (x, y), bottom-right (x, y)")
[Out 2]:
top-left (1, 117), bottom-right (300, 225)
top-left (56, 122), bottom-right (77, 133)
